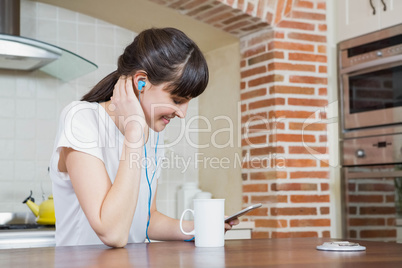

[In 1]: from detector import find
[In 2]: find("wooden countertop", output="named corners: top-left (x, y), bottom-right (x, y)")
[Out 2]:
top-left (1, 238), bottom-right (402, 267)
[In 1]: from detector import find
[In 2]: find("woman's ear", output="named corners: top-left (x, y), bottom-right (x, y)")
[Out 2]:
top-left (133, 72), bottom-right (147, 92)
top-left (133, 72), bottom-right (148, 96)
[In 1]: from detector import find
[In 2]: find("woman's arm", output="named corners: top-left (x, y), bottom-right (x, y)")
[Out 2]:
top-left (63, 77), bottom-right (146, 248)
top-left (147, 188), bottom-right (194, 241)
top-left (147, 188), bottom-right (239, 241)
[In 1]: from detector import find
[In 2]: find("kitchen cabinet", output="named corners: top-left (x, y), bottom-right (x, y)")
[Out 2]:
top-left (337, 0), bottom-right (402, 42)
top-left (380, 0), bottom-right (402, 29)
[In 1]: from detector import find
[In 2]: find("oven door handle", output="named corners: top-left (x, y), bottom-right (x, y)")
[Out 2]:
top-left (344, 170), bottom-right (402, 179)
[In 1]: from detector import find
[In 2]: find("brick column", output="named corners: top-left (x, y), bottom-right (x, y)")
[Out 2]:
top-left (240, 0), bottom-right (330, 238)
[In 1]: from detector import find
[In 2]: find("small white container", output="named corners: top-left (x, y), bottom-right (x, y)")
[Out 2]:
top-left (177, 182), bottom-right (201, 220)
top-left (194, 191), bottom-right (212, 199)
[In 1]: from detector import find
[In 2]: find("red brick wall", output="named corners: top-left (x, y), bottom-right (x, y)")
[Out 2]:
top-left (151, 0), bottom-right (331, 238)
top-left (240, 0), bottom-right (330, 238)
top-left (149, 0), bottom-right (272, 37)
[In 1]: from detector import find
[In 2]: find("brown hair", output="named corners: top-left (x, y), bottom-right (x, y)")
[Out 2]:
top-left (81, 28), bottom-right (209, 102)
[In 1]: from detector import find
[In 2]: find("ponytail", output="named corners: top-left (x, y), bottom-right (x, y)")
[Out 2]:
top-left (81, 71), bottom-right (118, 103)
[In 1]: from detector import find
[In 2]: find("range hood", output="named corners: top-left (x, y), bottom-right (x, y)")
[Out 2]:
top-left (0, 0), bottom-right (97, 81)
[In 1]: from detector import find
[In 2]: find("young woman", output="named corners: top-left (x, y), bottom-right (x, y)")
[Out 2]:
top-left (49, 27), bottom-right (238, 247)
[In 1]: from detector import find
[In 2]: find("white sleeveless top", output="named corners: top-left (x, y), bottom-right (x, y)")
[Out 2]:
top-left (49, 101), bottom-right (163, 246)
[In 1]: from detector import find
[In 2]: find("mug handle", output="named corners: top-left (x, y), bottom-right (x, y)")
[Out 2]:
top-left (179, 209), bottom-right (195, 236)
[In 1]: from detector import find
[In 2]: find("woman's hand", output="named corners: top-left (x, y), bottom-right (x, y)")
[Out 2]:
top-left (224, 217), bottom-right (240, 233)
top-left (110, 76), bottom-right (147, 143)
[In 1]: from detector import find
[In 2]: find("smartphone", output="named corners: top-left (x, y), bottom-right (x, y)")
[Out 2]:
top-left (224, 203), bottom-right (262, 223)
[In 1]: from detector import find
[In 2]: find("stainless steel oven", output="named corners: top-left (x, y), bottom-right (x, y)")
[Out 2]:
top-left (341, 133), bottom-right (402, 241)
top-left (339, 24), bottom-right (402, 242)
top-left (339, 23), bottom-right (402, 131)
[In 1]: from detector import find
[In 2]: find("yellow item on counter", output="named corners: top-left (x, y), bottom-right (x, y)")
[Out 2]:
top-left (23, 192), bottom-right (55, 225)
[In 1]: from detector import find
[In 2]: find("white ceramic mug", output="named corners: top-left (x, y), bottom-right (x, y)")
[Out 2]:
top-left (179, 199), bottom-right (225, 247)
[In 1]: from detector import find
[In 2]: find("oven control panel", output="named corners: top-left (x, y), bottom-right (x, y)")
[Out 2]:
top-left (339, 23), bottom-right (402, 69)
top-left (345, 44), bottom-right (402, 67)
top-left (342, 134), bottom-right (402, 166)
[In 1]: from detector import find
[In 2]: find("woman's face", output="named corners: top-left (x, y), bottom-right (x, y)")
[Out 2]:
top-left (140, 83), bottom-right (190, 132)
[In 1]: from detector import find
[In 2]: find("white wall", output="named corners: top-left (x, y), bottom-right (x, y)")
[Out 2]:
top-left (0, 0), bottom-right (197, 216)
top-left (199, 42), bottom-right (242, 215)
top-left (157, 100), bottom-right (200, 219)
top-left (327, 0), bottom-right (342, 238)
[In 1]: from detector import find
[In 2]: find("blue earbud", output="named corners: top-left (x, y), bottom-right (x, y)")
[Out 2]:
top-left (138, 80), bottom-right (146, 91)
